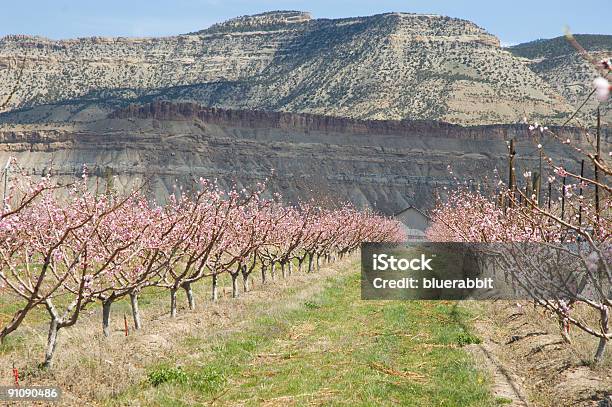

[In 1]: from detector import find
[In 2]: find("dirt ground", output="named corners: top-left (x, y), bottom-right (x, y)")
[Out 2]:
top-left (469, 301), bottom-right (611, 407)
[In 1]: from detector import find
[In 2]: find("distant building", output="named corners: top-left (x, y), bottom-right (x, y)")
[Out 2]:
top-left (393, 205), bottom-right (431, 241)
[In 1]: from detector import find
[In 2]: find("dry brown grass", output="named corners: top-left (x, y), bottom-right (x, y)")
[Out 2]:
top-left (0, 258), bottom-right (355, 406)
top-left (368, 361), bottom-right (427, 382)
top-left (472, 300), bottom-right (611, 407)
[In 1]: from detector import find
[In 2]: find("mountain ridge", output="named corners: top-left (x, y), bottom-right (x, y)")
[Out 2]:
top-left (0, 10), bottom-right (591, 126)
top-left (507, 33), bottom-right (611, 124)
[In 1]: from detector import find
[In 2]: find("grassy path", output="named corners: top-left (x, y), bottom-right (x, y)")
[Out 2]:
top-left (113, 260), bottom-right (498, 406)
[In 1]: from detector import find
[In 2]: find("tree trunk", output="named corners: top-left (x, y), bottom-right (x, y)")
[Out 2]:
top-left (170, 287), bottom-right (178, 318)
top-left (298, 257), bottom-right (304, 273)
top-left (559, 316), bottom-right (571, 344)
top-left (102, 299), bottom-right (113, 337)
top-left (288, 261), bottom-right (293, 276)
top-left (595, 337), bottom-right (607, 364)
top-left (211, 273), bottom-right (219, 301)
top-left (243, 272), bottom-right (250, 292)
top-left (316, 254), bottom-right (321, 271)
top-left (271, 263), bottom-right (276, 280)
top-left (231, 273), bottom-right (239, 298)
top-left (281, 262), bottom-right (287, 279)
top-left (43, 318), bottom-right (60, 369)
top-left (130, 292), bottom-right (142, 330)
top-left (261, 265), bottom-right (267, 284)
top-left (594, 305), bottom-right (609, 365)
top-left (308, 254), bottom-right (314, 273)
top-left (183, 282), bottom-right (195, 310)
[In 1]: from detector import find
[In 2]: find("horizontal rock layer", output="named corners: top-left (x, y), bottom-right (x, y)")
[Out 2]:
top-left (1, 105), bottom-right (602, 214)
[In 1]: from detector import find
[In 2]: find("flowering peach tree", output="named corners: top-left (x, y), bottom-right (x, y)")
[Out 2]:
top-left (0, 162), bottom-right (405, 369)
top-left (428, 56), bottom-right (610, 363)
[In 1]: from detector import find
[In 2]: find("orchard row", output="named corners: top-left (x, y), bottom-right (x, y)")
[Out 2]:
top-left (0, 165), bottom-right (405, 367)
top-left (426, 120), bottom-right (610, 364)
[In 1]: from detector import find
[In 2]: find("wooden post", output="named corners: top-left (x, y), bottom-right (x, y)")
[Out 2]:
top-left (525, 185), bottom-right (530, 207)
top-left (578, 159), bottom-right (584, 226)
top-left (538, 140), bottom-right (543, 206)
top-left (561, 176), bottom-right (567, 221)
top-left (594, 108), bottom-right (601, 225)
top-left (508, 139), bottom-right (516, 207)
top-left (547, 182), bottom-right (552, 210)
top-left (532, 172), bottom-right (541, 208)
top-left (2, 165), bottom-right (7, 210)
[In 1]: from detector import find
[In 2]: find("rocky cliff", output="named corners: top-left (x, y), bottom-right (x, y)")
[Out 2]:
top-left (0, 13), bottom-right (608, 213)
top-left (1, 102), bottom-right (601, 214)
top-left (0, 11), bottom-right (579, 125)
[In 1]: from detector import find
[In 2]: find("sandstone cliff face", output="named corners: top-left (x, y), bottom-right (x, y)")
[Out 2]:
top-left (0, 11), bottom-right (576, 125)
top-left (204, 11), bottom-right (313, 32)
top-left (0, 103), bottom-right (600, 214)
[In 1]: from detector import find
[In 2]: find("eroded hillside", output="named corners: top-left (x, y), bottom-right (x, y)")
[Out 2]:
top-left (0, 102), bottom-right (599, 213)
top-left (0, 11), bottom-right (579, 125)
top-left (508, 34), bottom-right (612, 125)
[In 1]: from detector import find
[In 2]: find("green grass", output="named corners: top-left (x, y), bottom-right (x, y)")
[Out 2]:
top-left (0, 256), bottom-right (308, 341)
top-left (109, 263), bottom-right (497, 406)
top-left (0, 268), bottom-right (256, 355)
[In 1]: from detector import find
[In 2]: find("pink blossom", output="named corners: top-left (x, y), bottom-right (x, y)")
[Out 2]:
top-left (593, 77), bottom-right (610, 102)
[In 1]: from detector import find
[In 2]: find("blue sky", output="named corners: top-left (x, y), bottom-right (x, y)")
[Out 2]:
top-left (1, 0), bottom-right (609, 45)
